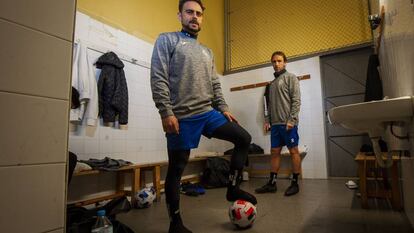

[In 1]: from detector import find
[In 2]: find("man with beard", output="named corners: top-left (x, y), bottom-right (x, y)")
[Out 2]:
top-left (150, 1), bottom-right (257, 232)
top-left (255, 51), bottom-right (302, 196)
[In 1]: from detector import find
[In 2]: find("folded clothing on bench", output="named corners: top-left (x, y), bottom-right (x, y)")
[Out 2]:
top-left (80, 157), bottom-right (132, 171)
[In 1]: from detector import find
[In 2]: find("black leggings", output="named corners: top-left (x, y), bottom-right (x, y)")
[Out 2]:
top-left (165, 121), bottom-right (251, 204)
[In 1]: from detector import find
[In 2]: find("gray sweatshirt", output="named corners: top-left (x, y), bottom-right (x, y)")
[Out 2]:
top-left (151, 32), bottom-right (229, 119)
top-left (264, 71), bottom-right (301, 125)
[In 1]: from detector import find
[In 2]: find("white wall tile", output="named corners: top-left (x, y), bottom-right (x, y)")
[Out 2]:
top-left (69, 138), bottom-right (85, 155)
top-left (84, 139), bottom-right (99, 154)
top-left (99, 138), bottom-right (114, 155)
top-left (379, 0), bottom-right (414, 98)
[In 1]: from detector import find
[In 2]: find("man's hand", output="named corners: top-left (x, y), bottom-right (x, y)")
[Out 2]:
top-left (286, 122), bottom-right (294, 131)
top-left (162, 115), bottom-right (179, 134)
top-left (223, 111), bottom-right (238, 124)
top-left (263, 122), bottom-right (271, 133)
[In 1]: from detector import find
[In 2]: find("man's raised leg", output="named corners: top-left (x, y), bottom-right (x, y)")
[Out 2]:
top-left (211, 122), bottom-right (257, 205)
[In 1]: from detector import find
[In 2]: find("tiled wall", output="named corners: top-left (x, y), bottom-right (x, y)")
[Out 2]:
top-left (0, 0), bottom-right (75, 232)
top-left (221, 57), bottom-right (328, 179)
top-left (378, 0), bottom-right (414, 226)
top-left (379, 0), bottom-right (414, 98)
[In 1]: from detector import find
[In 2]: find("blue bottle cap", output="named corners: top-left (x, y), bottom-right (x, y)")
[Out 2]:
top-left (97, 209), bottom-right (106, 216)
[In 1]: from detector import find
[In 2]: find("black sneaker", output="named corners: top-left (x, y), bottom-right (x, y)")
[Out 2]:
top-left (226, 187), bottom-right (258, 205)
top-left (169, 222), bottom-right (192, 233)
top-left (255, 183), bottom-right (277, 194)
top-left (284, 183), bottom-right (299, 196)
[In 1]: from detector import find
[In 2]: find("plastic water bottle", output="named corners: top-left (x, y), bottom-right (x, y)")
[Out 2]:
top-left (91, 210), bottom-right (113, 233)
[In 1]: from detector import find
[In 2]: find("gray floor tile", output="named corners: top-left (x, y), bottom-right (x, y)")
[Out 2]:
top-left (118, 178), bottom-right (414, 233)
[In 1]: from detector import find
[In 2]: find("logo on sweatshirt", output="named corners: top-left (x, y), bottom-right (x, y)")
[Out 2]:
top-left (202, 49), bottom-right (210, 58)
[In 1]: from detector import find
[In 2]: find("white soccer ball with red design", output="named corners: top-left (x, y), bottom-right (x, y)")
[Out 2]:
top-left (228, 200), bottom-right (257, 228)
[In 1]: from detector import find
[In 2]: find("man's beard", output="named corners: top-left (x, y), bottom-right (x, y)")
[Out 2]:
top-left (183, 20), bottom-right (201, 34)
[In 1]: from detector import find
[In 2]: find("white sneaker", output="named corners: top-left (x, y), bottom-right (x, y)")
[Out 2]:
top-left (345, 180), bottom-right (358, 189)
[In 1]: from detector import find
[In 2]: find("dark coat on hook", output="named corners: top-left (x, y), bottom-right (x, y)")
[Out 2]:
top-left (364, 54), bottom-right (383, 102)
top-left (96, 52), bottom-right (129, 126)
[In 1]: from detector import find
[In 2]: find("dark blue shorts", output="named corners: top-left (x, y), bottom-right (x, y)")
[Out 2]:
top-left (271, 125), bottom-right (299, 149)
top-left (166, 110), bottom-right (228, 150)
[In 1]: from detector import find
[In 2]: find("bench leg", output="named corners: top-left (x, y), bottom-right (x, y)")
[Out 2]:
top-left (391, 162), bottom-right (402, 210)
top-left (131, 168), bottom-right (141, 206)
top-left (153, 165), bottom-right (161, 201)
top-left (116, 170), bottom-right (125, 193)
top-left (141, 172), bottom-right (146, 189)
top-left (358, 160), bottom-right (368, 208)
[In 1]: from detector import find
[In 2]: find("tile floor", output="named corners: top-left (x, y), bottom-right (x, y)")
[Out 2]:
top-left (118, 178), bottom-right (414, 233)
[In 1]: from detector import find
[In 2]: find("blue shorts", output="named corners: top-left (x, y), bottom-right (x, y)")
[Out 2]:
top-left (271, 125), bottom-right (299, 149)
top-left (166, 110), bottom-right (228, 150)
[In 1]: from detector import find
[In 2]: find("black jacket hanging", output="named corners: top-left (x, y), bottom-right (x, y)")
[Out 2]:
top-left (96, 52), bottom-right (129, 126)
top-left (364, 54), bottom-right (383, 102)
top-left (71, 87), bottom-right (80, 109)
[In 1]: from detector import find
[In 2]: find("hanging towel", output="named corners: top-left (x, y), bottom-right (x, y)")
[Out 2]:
top-left (70, 41), bottom-right (99, 126)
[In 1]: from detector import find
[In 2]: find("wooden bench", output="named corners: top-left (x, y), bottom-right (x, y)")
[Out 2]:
top-left (355, 152), bottom-right (402, 210)
top-left (72, 156), bottom-right (212, 207)
top-left (71, 152), bottom-right (306, 206)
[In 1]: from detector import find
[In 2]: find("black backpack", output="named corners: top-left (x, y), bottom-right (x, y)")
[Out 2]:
top-left (67, 196), bottom-right (134, 233)
top-left (248, 143), bottom-right (264, 154)
top-left (201, 157), bottom-right (230, 188)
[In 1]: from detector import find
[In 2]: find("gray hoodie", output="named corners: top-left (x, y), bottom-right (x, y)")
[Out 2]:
top-left (151, 32), bottom-right (229, 119)
top-left (264, 71), bottom-right (301, 126)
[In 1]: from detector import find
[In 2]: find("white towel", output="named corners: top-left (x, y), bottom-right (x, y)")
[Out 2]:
top-left (70, 41), bottom-right (98, 126)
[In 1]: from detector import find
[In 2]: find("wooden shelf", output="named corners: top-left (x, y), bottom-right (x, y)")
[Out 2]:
top-left (355, 152), bottom-right (402, 210)
top-left (230, 74), bottom-right (311, 92)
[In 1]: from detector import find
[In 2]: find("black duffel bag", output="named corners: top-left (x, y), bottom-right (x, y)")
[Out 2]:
top-left (201, 157), bottom-right (230, 188)
top-left (67, 195), bottom-right (134, 233)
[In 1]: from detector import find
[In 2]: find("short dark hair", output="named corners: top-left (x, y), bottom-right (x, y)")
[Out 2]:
top-left (179, 0), bottom-right (205, 12)
top-left (271, 51), bottom-right (287, 62)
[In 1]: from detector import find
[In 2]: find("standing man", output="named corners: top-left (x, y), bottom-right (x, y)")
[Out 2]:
top-left (255, 51), bottom-right (302, 196)
top-left (151, 1), bottom-right (257, 232)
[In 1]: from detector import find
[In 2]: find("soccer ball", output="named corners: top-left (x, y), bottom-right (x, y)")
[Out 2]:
top-left (228, 200), bottom-right (257, 229)
top-left (135, 186), bottom-right (156, 208)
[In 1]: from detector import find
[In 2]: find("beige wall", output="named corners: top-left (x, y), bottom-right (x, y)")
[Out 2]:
top-left (0, 0), bottom-right (76, 232)
top-left (77, 0), bottom-right (225, 74)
